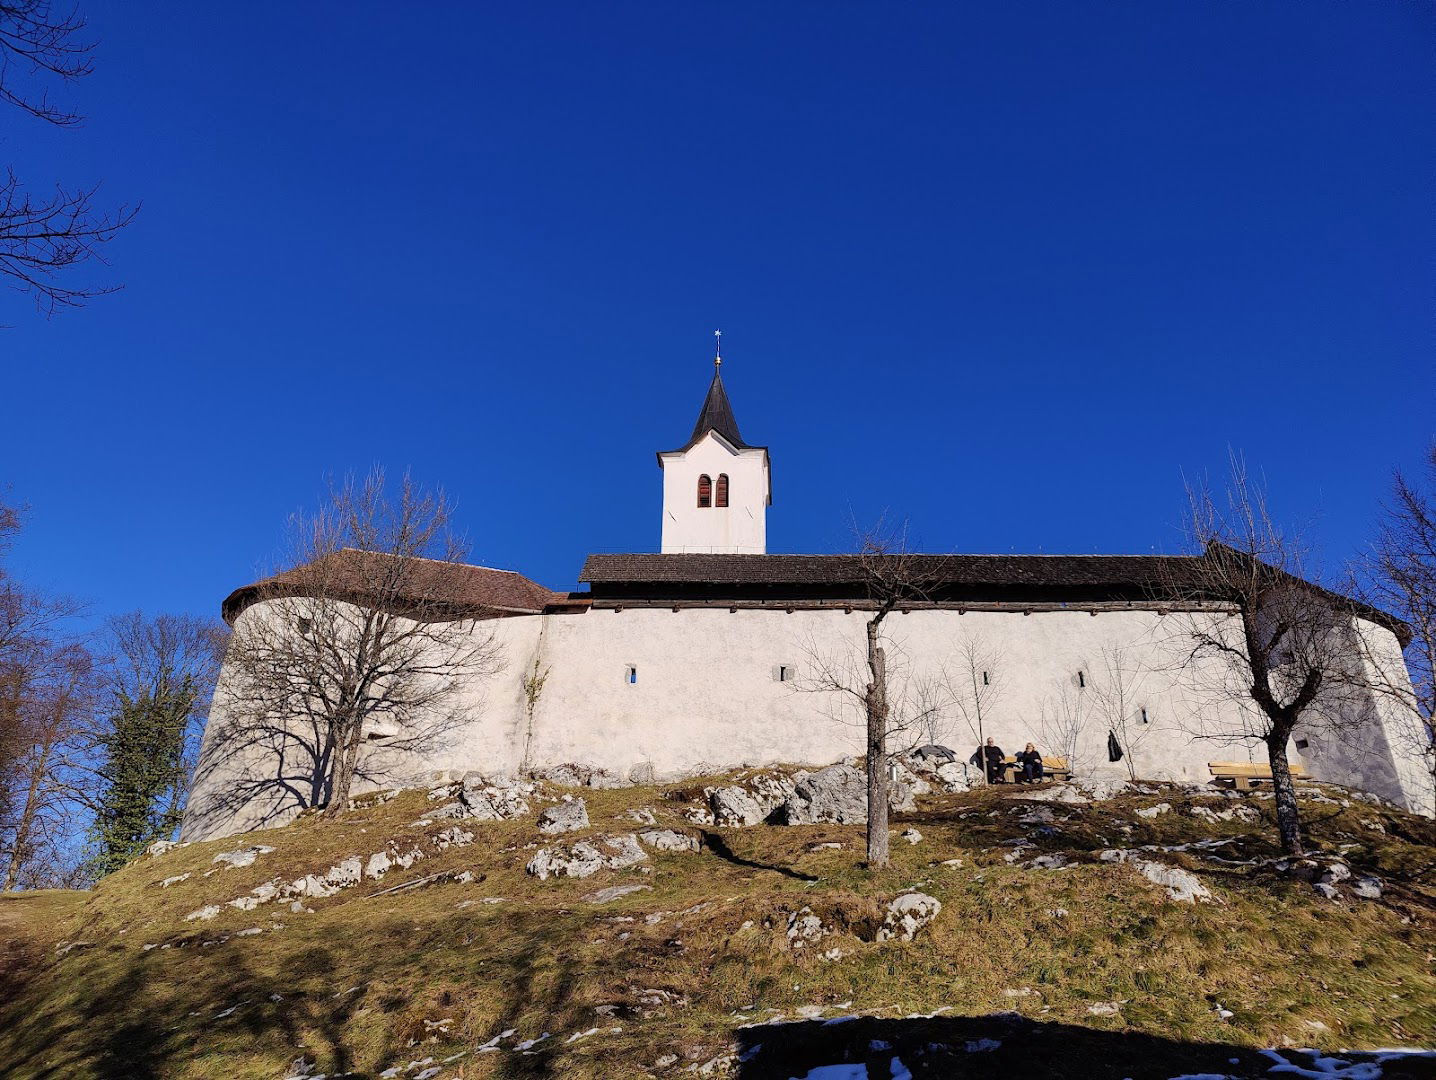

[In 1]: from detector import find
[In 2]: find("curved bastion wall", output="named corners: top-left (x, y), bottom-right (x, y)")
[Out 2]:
top-left (182, 599), bottom-right (1433, 842)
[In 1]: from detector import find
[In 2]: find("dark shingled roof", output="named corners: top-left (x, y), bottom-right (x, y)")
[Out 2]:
top-left (577, 550), bottom-right (1412, 645)
top-left (663, 369), bottom-right (755, 454)
top-left (579, 553), bottom-right (1198, 588)
top-left (222, 549), bottom-right (561, 625)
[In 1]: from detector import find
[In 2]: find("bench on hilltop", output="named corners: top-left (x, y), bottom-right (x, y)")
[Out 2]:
top-left (1208, 760), bottom-right (1309, 791)
top-left (1002, 756), bottom-right (1071, 783)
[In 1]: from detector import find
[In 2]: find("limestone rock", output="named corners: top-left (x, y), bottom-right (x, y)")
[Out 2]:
top-left (459, 775), bottom-right (533, 821)
top-left (324, 856), bottom-right (364, 889)
top-left (891, 758), bottom-right (932, 796)
top-left (1073, 778), bottom-right (1136, 801)
top-left (159, 873), bottom-right (190, 888)
top-left (586, 884), bottom-right (652, 904)
top-left (638, 829), bottom-right (699, 852)
top-left (1312, 882), bottom-right (1341, 901)
top-left (935, 762), bottom-right (974, 792)
top-left (365, 851), bottom-right (394, 880)
top-left (537, 798), bottom-right (590, 835)
top-left (876, 892), bottom-right (942, 942)
top-left (146, 839), bottom-right (181, 858)
top-left (1351, 875), bottom-right (1382, 900)
top-left (619, 806), bottom-right (658, 826)
top-left (533, 763), bottom-right (624, 789)
top-left (899, 828), bottom-right (923, 845)
top-left (786, 907), bottom-right (828, 947)
top-left (779, 764), bottom-right (910, 825)
top-left (627, 762), bottom-right (656, 785)
top-left (708, 786), bottom-right (767, 827)
top-left (212, 844), bottom-right (275, 869)
top-left (432, 827), bottom-right (475, 851)
top-left (1136, 803), bottom-right (1171, 819)
top-left (526, 834), bottom-right (649, 880)
top-left (1318, 861), bottom-right (1351, 885)
top-left (1014, 783), bottom-right (1090, 806)
top-left (1135, 860), bottom-right (1212, 903)
top-left (1027, 853), bottom-right (1070, 870)
top-left (184, 905), bottom-right (221, 922)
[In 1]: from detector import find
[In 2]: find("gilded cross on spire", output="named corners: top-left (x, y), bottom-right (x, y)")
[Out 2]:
top-left (714, 328), bottom-right (722, 369)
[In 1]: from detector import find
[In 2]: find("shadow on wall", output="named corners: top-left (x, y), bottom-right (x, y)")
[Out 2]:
top-left (181, 706), bottom-right (463, 841)
top-left (731, 1013), bottom-right (1433, 1079)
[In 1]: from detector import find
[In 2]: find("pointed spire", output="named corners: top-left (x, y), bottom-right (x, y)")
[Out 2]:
top-left (686, 331), bottom-right (746, 448)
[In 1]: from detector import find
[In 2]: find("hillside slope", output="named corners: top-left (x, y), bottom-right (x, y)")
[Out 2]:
top-left (1, 769), bottom-right (1433, 1079)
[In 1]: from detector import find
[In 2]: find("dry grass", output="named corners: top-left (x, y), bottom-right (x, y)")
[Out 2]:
top-left (0, 776), bottom-right (1432, 1078)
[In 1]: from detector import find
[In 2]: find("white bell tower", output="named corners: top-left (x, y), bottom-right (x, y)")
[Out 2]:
top-left (657, 334), bottom-right (770, 555)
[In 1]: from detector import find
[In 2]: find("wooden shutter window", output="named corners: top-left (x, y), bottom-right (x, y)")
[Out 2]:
top-left (715, 473), bottom-right (729, 507)
top-left (697, 474), bottom-right (712, 507)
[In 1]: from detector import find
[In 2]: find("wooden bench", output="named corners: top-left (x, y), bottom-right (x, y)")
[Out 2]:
top-left (1003, 756), bottom-right (1071, 783)
top-left (1208, 760), bottom-right (1309, 791)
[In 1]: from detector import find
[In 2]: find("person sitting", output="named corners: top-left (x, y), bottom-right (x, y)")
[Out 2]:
top-left (969, 737), bottom-right (1007, 784)
top-left (1015, 743), bottom-right (1044, 783)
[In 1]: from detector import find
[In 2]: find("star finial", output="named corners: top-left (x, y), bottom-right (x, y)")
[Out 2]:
top-left (714, 328), bottom-right (722, 369)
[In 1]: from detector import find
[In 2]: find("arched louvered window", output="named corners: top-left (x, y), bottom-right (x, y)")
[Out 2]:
top-left (715, 473), bottom-right (729, 507)
top-left (697, 474), bottom-right (712, 508)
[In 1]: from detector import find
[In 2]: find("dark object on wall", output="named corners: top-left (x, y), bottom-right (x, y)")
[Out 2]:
top-left (1108, 730), bottom-right (1125, 763)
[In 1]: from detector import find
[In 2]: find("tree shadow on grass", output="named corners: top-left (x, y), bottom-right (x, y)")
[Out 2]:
top-left (700, 831), bottom-right (819, 883)
top-left (734, 1012), bottom-right (1435, 1079)
top-left (5, 940), bottom-right (362, 1080)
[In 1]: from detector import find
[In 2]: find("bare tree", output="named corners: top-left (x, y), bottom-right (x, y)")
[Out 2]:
top-left (1091, 641), bottom-right (1153, 781)
top-left (797, 525), bottom-right (951, 869)
top-left (1038, 680), bottom-right (1092, 778)
top-left (197, 469), bottom-right (505, 828)
top-left (1160, 455), bottom-right (1375, 856)
top-left (1358, 447), bottom-right (1436, 797)
top-left (1, 1), bottom-right (134, 315)
top-left (1, 637), bottom-right (97, 889)
top-left (944, 633), bottom-right (1005, 785)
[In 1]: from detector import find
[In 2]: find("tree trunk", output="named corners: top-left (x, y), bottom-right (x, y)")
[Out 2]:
top-left (322, 717), bottom-right (365, 819)
top-left (865, 619), bottom-right (890, 869)
top-left (3, 748), bottom-right (51, 890)
top-left (1266, 730), bottom-right (1304, 856)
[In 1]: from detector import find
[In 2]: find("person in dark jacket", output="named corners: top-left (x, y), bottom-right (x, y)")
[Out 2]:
top-left (970, 737), bottom-right (1007, 783)
top-left (1015, 743), bottom-right (1044, 783)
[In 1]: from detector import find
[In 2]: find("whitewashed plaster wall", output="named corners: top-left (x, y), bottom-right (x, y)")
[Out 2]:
top-left (182, 600), bottom-right (1430, 842)
top-left (658, 432), bottom-right (768, 554)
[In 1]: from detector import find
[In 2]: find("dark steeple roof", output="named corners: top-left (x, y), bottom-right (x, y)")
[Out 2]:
top-left (687, 368), bottom-right (749, 449)
top-left (661, 363), bottom-right (765, 457)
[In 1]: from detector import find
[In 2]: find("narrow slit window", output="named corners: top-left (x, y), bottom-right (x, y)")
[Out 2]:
top-left (625, 665), bottom-right (638, 685)
top-left (1077, 670), bottom-right (1086, 688)
top-left (981, 670), bottom-right (990, 686)
top-left (715, 473), bottom-right (729, 507)
top-left (776, 664), bottom-right (793, 683)
top-left (1140, 708), bottom-right (1149, 725)
top-left (697, 474), bottom-right (712, 508)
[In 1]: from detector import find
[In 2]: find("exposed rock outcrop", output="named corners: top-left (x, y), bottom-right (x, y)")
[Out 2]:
top-left (876, 892), bottom-right (942, 942)
top-left (537, 798), bottom-right (589, 835)
top-left (778, 764), bottom-right (914, 825)
top-left (526, 834), bottom-right (649, 880)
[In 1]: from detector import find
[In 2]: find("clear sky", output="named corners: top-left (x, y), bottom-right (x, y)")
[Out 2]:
top-left (3, 1), bottom-right (1431, 624)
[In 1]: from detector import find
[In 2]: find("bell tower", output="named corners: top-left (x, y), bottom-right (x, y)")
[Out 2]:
top-left (657, 334), bottom-right (770, 554)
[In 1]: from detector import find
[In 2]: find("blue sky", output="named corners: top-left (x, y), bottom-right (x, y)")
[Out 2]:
top-left (3, 1), bottom-right (1430, 624)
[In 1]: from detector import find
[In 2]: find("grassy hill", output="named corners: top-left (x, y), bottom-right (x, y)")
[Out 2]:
top-left (0, 771), bottom-right (1433, 1079)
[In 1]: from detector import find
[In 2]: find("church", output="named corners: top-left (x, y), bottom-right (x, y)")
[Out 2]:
top-left (182, 348), bottom-right (1432, 841)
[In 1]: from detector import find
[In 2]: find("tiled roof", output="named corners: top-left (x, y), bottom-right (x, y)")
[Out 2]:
top-left (222, 549), bottom-right (561, 624)
top-left (579, 553), bottom-right (1200, 587)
